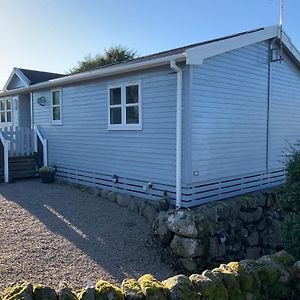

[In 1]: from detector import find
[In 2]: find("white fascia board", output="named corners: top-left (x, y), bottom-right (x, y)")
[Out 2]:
top-left (0, 53), bottom-right (186, 97)
top-left (2, 68), bottom-right (30, 91)
top-left (281, 31), bottom-right (300, 65)
top-left (186, 26), bottom-right (279, 65)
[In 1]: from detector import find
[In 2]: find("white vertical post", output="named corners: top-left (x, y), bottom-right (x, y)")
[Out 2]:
top-left (170, 60), bottom-right (183, 209)
top-left (43, 139), bottom-right (48, 166)
top-left (4, 141), bottom-right (9, 183)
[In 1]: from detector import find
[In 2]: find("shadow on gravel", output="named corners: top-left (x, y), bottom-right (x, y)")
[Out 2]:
top-left (0, 179), bottom-right (173, 283)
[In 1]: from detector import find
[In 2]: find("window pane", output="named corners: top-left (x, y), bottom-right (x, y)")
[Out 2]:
top-left (126, 106), bottom-right (139, 124)
top-left (6, 111), bottom-right (11, 122)
top-left (110, 107), bottom-right (121, 124)
top-left (110, 87), bottom-right (121, 105)
top-left (6, 99), bottom-right (11, 110)
top-left (52, 91), bottom-right (60, 105)
top-left (1, 112), bottom-right (5, 122)
top-left (0, 100), bottom-right (4, 111)
top-left (126, 85), bottom-right (139, 104)
top-left (53, 106), bottom-right (61, 121)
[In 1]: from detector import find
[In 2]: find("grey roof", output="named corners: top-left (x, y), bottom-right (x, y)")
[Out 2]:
top-left (19, 68), bottom-right (65, 85)
top-left (87, 27), bottom-right (265, 71)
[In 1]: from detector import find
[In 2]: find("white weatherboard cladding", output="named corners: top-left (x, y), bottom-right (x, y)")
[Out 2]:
top-left (268, 52), bottom-right (300, 169)
top-left (32, 66), bottom-right (189, 188)
top-left (191, 42), bottom-right (270, 182)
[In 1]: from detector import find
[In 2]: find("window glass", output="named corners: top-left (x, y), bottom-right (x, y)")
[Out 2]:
top-left (6, 99), bottom-right (11, 110)
top-left (52, 91), bottom-right (60, 105)
top-left (6, 111), bottom-right (11, 123)
top-left (126, 85), bottom-right (139, 104)
top-left (1, 112), bottom-right (5, 122)
top-left (52, 106), bottom-right (61, 121)
top-left (0, 100), bottom-right (4, 111)
top-left (126, 106), bottom-right (139, 124)
top-left (110, 88), bottom-right (121, 105)
top-left (110, 107), bottom-right (122, 124)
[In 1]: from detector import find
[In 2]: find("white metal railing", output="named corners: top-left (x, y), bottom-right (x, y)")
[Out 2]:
top-left (0, 131), bottom-right (9, 183)
top-left (1, 127), bottom-right (34, 157)
top-left (34, 125), bottom-right (48, 166)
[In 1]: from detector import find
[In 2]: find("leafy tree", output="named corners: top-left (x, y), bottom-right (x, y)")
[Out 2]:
top-left (280, 142), bottom-right (300, 258)
top-left (69, 46), bottom-right (137, 74)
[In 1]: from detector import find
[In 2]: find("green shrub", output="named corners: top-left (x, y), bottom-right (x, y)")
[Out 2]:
top-left (39, 166), bottom-right (55, 174)
top-left (280, 142), bottom-right (300, 259)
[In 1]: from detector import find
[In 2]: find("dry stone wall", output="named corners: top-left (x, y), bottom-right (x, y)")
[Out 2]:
top-left (153, 188), bottom-right (291, 273)
top-left (2, 251), bottom-right (300, 300)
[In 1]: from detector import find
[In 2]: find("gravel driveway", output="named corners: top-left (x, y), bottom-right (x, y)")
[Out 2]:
top-left (0, 180), bottom-right (174, 291)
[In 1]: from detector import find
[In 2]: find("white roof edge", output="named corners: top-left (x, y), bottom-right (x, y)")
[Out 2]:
top-left (0, 53), bottom-right (186, 97)
top-left (2, 67), bottom-right (30, 91)
top-left (186, 26), bottom-right (279, 65)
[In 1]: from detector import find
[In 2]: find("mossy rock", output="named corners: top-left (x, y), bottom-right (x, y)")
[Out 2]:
top-left (162, 275), bottom-right (200, 300)
top-left (77, 288), bottom-right (95, 300)
top-left (94, 280), bottom-right (124, 300)
top-left (269, 250), bottom-right (296, 267)
top-left (137, 274), bottom-right (169, 300)
top-left (189, 273), bottom-right (228, 300)
top-left (3, 281), bottom-right (33, 300)
top-left (214, 265), bottom-right (243, 300)
top-left (58, 282), bottom-right (78, 300)
top-left (33, 285), bottom-right (57, 300)
top-left (227, 260), bottom-right (261, 294)
top-left (121, 279), bottom-right (144, 300)
top-left (237, 195), bottom-right (258, 210)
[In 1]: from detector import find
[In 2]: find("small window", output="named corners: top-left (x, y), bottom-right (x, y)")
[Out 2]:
top-left (51, 90), bottom-right (62, 124)
top-left (108, 82), bottom-right (141, 130)
top-left (0, 98), bottom-right (12, 124)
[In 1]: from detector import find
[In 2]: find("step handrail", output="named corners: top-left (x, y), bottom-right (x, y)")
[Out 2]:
top-left (0, 131), bottom-right (9, 183)
top-left (33, 125), bottom-right (48, 166)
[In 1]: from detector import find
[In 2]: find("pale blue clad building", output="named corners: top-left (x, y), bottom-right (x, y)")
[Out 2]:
top-left (0, 26), bottom-right (299, 208)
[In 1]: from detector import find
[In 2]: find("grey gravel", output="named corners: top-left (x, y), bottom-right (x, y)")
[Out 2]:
top-left (0, 180), bottom-right (174, 291)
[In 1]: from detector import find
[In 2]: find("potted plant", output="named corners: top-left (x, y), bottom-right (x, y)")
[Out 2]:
top-left (39, 166), bottom-right (56, 183)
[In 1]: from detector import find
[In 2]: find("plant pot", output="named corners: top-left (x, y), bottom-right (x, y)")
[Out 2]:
top-left (40, 171), bottom-right (55, 183)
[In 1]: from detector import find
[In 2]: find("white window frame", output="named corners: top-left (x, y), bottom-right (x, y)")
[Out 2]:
top-left (0, 98), bottom-right (12, 125)
top-left (51, 89), bottom-right (62, 125)
top-left (108, 81), bottom-right (142, 130)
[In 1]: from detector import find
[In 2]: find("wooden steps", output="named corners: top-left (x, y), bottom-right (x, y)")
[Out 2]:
top-left (8, 156), bottom-right (38, 180)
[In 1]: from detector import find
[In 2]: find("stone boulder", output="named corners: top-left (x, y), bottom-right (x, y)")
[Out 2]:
top-left (166, 210), bottom-right (198, 238)
top-left (58, 282), bottom-right (77, 300)
top-left (94, 280), bottom-right (124, 300)
top-left (162, 275), bottom-right (200, 300)
top-left (33, 285), bottom-right (57, 300)
top-left (137, 274), bottom-right (169, 300)
top-left (189, 272), bottom-right (228, 300)
top-left (152, 212), bottom-right (173, 245)
top-left (3, 281), bottom-right (34, 300)
top-left (170, 235), bottom-right (204, 258)
top-left (116, 194), bottom-right (131, 207)
top-left (121, 278), bottom-right (144, 300)
top-left (143, 205), bottom-right (157, 223)
top-left (77, 288), bottom-right (95, 300)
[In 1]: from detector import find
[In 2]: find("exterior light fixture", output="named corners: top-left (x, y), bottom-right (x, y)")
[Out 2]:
top-left (143, 182), bottom-right (153, 191)
top-left (37, 96), bottom-right (46, 106)
top-left (112, 175), bottom-right (118, 183)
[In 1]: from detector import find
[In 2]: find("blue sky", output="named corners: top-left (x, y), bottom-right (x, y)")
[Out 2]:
top-left (0, 0), bottom-right (299, 88)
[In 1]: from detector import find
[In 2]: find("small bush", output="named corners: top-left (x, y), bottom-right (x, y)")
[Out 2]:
top-left (280, 142), bottom-right (300, 259)
top-left (39, 166), bottom-right (55, 174)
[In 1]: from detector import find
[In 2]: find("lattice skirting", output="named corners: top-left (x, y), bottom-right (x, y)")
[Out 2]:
top-left (55, 165), bottom-right (285, 208)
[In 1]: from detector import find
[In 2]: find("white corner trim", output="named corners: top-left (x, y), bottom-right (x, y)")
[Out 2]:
top-left (3, 68), bottom-right (30, 91)
top-left (186, 26), bottom-right (279, 65)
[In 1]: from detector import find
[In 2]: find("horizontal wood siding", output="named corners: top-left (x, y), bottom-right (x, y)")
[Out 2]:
top-left (191, 42), bottom-right (270, 183)
top-left (33, 66), bottom-right (189, 191)
top-left (268, 52), bottom-right (300, 169)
